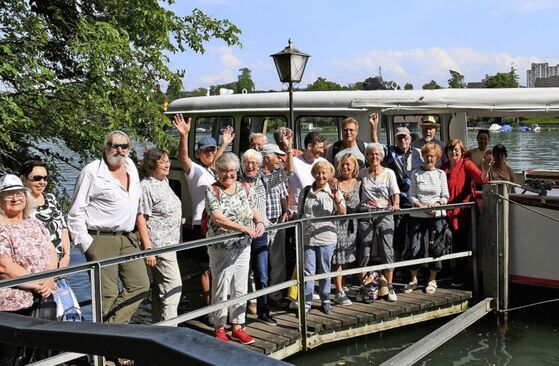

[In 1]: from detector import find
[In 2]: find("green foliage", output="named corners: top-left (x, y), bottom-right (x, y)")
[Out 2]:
top-left (404, 83), bottom-right (414, 90)
top-left (448, 70), bottom-right (466, 88)
top-left (484, 68), bottom-right (519, 88)
top-left (363, 76), bottom-right (387, 90)
top-left (0, 0), bottom-right (241, 184)
top-left (166, 75), bottom-right (185, 103)
top-left (344, 82), bottom-right (364, 90)
top-left (236, 67), bottom-right (255, 93)
top-left (422, 80), bottom-right (442, 90)
top-left (306, 77), bottom-right (342, 91)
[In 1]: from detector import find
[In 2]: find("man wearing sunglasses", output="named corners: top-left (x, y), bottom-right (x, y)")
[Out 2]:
top-left (68, 130), bottom-right (150, 324)
top-left (173, 114), bottom-right (234, 315)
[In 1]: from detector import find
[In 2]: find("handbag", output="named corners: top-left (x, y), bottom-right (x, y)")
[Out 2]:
top-left (52, 277), bottom-right (82, 322)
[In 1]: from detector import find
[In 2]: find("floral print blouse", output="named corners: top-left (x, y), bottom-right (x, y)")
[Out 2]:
top-left (0, 218), bottom-right (51, 312)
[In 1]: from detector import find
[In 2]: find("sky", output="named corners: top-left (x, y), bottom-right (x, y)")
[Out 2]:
top-left (167, 0), bottom-right (559, 92)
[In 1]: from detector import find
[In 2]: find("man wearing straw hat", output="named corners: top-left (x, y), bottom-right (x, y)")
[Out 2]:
top-left (412, 115), bottom-right (448, 167)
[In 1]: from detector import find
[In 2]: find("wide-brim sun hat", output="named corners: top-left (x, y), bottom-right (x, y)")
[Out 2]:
top-left (421, 115), bottom-right (439, 128)
top-left (0, 174), bottom-right (29, 193)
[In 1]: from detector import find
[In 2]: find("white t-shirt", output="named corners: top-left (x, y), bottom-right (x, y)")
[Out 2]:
top-left (288, 156), bottom-right (325, 213)
top-left (185, 161), bottom-right (215, 225)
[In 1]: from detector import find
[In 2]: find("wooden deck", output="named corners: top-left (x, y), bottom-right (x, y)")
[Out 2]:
top-left (185, 285), bottom-right (472, 360)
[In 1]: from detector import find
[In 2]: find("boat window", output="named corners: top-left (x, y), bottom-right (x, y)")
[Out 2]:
top-left (239, 115), bottom-right (287, 153)
top-left (297, 116), bottom-right (346, 148)
top-left (194, 116), bottom-right (235, 152)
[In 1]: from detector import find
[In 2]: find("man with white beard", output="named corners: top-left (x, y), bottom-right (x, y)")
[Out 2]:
top-left (68, 130), bottom-right (149, 324)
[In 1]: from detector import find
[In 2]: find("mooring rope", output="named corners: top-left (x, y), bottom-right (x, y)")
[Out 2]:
top-left (496, 194), bottom-right (559, 223)
top-left (498, 297), bottom-right (559, 313)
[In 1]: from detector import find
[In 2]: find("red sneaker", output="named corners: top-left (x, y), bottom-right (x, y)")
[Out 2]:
top-left (231, 327), bottom-right (255, 344)
top-left (214, 327), bottom-right (229, 342)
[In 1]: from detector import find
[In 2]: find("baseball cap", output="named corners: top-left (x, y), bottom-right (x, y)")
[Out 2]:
top-left (197, 136), bottom-right (217, 150)
top-left (395, 127), bottom-right (411, 136)
top-left (261, 143), bottom-right (286, 156)
top-left (0, 174), bottom-right (29, 193)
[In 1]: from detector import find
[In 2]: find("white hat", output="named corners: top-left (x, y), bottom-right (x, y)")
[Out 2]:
top-left (261, 143), bottom-right (286, 156)
top-left (395, 127), bottom-right (411, 136)
top-left (0, 174), bottom-right (28, 193)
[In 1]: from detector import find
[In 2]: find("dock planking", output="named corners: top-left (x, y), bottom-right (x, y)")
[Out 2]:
top-left (184, 286), bottom-right (472, 359)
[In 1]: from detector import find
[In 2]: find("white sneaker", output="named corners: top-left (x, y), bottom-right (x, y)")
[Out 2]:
top-left (334, 292), bottom-right (352, 306)
top-left (312, 293), bottom-right (320, 301)
top-left (386, 284), bottom-right (398, 302)
top-left (289, 300), bottom-right (299, 310)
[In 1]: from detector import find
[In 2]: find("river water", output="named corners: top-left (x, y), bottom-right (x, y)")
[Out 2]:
top-left (60, 130), bottom-right (558, 364)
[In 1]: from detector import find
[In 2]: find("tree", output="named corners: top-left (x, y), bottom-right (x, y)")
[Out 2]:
top-left (484, 67), bottom-right (519, 88)
top-left (404, 83), bottom-right (414, 90)
top-left (0, 1), bottom-right (241, 179)
top-left (166, 76), bottom-right (185, 103)
top-left (422, 80), bottom-right (442, 90)
top-left (306, 77), bottom-right (342, 91)
top-left (448, 70), bottom-right (466, 88)
top-left (363, 76), bottom-right (387, 90)
top-left (236, 67), bottom-right (255, 93)
top-left (344, 82), bottom-right (364, 90)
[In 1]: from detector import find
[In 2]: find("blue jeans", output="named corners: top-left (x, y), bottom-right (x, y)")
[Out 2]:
top-left (250, 233), bottom-right (269, 317)
top-left (304, 245), bottom-right (334, 310)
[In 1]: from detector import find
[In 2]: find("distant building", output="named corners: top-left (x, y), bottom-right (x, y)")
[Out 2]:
top-left (534, 76), bottom-right (559, 87)
top-left (526, 62), bottom-right (559, 87)
top-left (466, 74), bottom-right (489, 88)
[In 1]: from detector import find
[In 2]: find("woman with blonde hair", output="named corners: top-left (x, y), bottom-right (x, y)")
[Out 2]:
top-left (332, 154), bottom-right (360, 306)
top-left (299, 160), bottom-right (346, 314)
top-left (405, 143), bottom-right (450, 295)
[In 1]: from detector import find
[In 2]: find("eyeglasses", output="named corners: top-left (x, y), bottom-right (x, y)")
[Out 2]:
top-left (156, 160), bottom-right (171, 165)
top-left (243, 161), bottom-right (258, 166)
top-left (110, 143), bottom-right (130, 150)
top-left (29, 175), bottom-right (49, 182)
top-left (219, 169), bottom-right (237, 175)
top-left (200, 147), bottom-right (217, 153)
top-left (2, 191), bottom-right (26, 200)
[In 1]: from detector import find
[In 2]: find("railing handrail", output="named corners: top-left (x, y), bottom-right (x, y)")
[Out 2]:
top-left (0, 201), bottom-right (477, 364)
top-left (0, 202), bottom-right (474, 290)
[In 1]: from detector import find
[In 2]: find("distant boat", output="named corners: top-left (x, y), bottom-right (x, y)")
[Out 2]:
top-left (531, 123), bottom-right (542, 132)
top-left (489, 123), bottom-right (502, 132)
top-left (518, 125), bottom-right (530, 132)
top-left (500, 124), bottom-right (513, 132)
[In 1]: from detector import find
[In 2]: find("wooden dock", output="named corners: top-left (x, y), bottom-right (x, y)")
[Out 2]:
top-left (185, 285), bottom-right (472, 360)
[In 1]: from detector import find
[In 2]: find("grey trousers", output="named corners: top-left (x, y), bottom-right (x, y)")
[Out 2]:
top-left (150, 251), bottom-right (182, 323)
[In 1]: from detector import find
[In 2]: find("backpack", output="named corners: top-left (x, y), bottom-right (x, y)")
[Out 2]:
top-left (53, 277), bottom-right (82, 322)
top-left (428, 219), bottom-right (453, 257)
top-left (201, 182), bottom-right (250, 237)
top-left (332, 139), bottom-right (367, 169)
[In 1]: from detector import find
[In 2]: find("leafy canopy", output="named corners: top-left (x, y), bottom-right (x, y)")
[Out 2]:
top-left (0, 0), bottom-right (241, 176)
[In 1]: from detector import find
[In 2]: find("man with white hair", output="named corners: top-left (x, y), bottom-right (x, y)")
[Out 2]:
top-left (68, 130), bottom-right (150, 324)
top-left (411, 115), bottom-right (447, 167)
top-left (249, 132), bottom-right (268, 151)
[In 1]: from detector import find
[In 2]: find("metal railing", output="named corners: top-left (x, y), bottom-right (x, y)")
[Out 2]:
top-left (0, 202), bottom-right (476, 364)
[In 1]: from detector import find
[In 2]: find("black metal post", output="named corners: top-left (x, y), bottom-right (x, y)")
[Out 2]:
top-left (288, 81), bottom-right (294, 135)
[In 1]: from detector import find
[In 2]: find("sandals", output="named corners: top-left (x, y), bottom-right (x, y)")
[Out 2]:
top-left (403, 281), bottom-right (418, 293)
top-left (425, 280), bottom-right (437, 294)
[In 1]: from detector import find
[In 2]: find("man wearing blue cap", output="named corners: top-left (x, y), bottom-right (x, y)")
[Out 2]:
top-left (173, 114), bottom-right (234, 314)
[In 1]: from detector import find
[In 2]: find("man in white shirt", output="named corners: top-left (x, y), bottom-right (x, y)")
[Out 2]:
top-left (68, 130), bottom-right (149, 324)
top-left (173, 114), bottom-right (233, 310)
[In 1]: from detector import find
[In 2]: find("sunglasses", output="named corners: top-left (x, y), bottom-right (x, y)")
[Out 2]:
top-left (110, 143), bottom-right (130, 150)
top-left (29, 175), bottom-right (49, 182)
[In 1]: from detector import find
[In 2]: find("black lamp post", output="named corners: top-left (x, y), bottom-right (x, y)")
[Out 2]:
top-left (271, 39), bottom-right (310, 134)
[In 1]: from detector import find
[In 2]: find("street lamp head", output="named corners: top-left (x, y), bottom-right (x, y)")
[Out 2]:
top-left (270, 39), bottom-right (310, 84)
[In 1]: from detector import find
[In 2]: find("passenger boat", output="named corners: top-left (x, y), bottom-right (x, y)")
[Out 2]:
top-left (166, 87), bottom-right (559, 289)
top-left (531, 123), bottom-right (542, 132)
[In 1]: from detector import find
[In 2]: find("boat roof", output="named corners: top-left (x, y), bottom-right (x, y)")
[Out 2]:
top-left (166, 88), bottom-right (559, 117)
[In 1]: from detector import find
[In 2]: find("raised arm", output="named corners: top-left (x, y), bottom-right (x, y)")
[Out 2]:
top-left (280, 128), bottom-right (295, 175)
top-left (369, 113), bottom-right (379, 143)
top-left (212, 125), bottom-right (235, 170)
top-left (173, 114), bottom-right (192, 175)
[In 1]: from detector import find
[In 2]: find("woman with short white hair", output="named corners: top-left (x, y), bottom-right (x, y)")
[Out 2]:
top-left (205, 153), bottom-right (265, 344)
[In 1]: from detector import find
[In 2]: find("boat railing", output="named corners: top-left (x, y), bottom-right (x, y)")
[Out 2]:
top-left (0, 202), bottom-right (476, 364)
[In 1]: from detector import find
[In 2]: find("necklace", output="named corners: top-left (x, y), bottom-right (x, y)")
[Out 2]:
top-left (339, 178), bottom-right (356, 201)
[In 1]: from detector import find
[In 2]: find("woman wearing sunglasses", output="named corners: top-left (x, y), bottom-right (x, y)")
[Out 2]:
top-left (19, 160), bottom-right (71, 268)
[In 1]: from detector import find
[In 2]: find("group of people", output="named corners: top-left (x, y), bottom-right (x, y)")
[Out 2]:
top-left (1, 112), bottom-right (517, 359)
